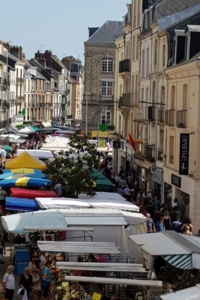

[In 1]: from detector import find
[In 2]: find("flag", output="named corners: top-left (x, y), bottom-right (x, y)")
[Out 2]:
top-left (128, 134), bottom-right (136, 152)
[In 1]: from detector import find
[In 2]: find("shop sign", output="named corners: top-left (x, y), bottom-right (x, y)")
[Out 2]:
top-left (153, 169), bottom-right (163, 185)
top-left (11, 115), bottom-right (24, 126)
top-left (113, 140), bottom-right (120, 149)
top-left (171, 174), bottom-right (181, 188)
top-left (179, 133), bottom-right (190, 175)
top-left (98, 140), bottom-right (105, 148)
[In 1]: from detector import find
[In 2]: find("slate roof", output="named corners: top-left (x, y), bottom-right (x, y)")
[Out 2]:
top-left (158, 3), bottom-right (200, 31)
top-left (154, 0), bottom-right (200, 21)
top-left (85, 20), bottom-right (123, 44)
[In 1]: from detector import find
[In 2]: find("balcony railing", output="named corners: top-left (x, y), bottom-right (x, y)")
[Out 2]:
top-left (145, 144), bottom-right (155, 162)
top-left (100, 95), bottom-right (113, 102)
top-left (16, 78), bottom-right (24, 84)
top-left (176, 110), bottom-right (187, 128)
top-left (119, 59), bottom-right (130, 73)
top-left (165, 109), bottom-right (175, 126)
top-left (157, 148), bottom-right (164, 161)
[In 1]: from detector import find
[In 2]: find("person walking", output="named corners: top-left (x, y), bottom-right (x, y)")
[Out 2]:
top-left (19, 267), bottom-right (33, 300)
top-left (2, 265), bottom-right (15, 300)
top-left (41, 260), bottom-right (52, 299)
top-left (146, 213), bottom-right (155, 233)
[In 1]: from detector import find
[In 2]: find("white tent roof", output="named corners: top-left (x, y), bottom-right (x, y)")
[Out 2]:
top-left (2, 210), bottom-right (68, 233)
top-left (35, 192), bottom-right (139, 212)
top-left (17, 149), bottom-right (54, 159)
top-left (38, 241), bottom-right (120, 254)
top-left (41, 136), bottom-right (70, 151)
top-left (160, 284), bottom-right (200, 300)
top-left (18, 127), bottom-right (33, 133)
top-left (56, 262), bottom-right (147, 273)
top-left (129, 232), bottom-right (190, 256)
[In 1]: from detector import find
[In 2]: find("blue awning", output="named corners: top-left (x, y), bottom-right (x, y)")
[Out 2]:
top-left (5, 197), bottom-right (40, 212)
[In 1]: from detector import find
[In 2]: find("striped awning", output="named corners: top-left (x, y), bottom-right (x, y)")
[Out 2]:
top-left (162, 254), bottom-right (192, 270)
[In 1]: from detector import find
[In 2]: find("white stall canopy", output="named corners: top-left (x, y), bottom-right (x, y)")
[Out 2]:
top-left (130, 231), bottom-right (200, 269)
top-left (56, 261), bottom-right (147, 273)
top-left (38, 241), bottom-right (120, 254)
top-left (40, 136), bottom-right (70, 151)
top-left (160, 284), bottom-right (200, 300)
top-left (2, 210), bottom-right (68, 233)
top-left (64, 275), bottom-right (162, 288)
top-left (17, 149), bottom-right (54, 159)
top-left (36, 192), bottom-right (140, 212)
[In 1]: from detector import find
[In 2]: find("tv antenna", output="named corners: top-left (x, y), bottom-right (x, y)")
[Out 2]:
top-left (40, 44), bottom-right (47, 52)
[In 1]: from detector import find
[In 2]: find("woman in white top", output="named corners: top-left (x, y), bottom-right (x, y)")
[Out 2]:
top-left (2, 265), bottom-right (15, 300)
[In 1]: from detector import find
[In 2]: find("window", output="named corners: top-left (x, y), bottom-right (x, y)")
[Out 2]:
top-left (102, 59), bottom-right (113, 72)
top-left (162, 44), bottom-right (166, 67)
top-left (101, 81), bottom-right (113, 96)
top-left (169, 136), bottom-right (174, 164)
top-left (171, 85), bottom-right (175, 109)
top-left (183, 84), bottom-right (188, 110)
top-left (154, 39), bottom-right (157, 66)
top-left (101, 110), bottom-right (111, 124)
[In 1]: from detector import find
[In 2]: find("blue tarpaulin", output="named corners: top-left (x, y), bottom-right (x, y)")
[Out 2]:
top-left (5, 197), bottom-right (40, 211)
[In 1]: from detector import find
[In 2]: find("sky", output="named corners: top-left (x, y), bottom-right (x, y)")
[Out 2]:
top-left (0, 0), bottom-right (129, 64)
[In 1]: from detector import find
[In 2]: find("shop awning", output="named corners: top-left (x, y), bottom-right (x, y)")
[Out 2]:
top-left (2, 210), bottom-right (68, 233)
top-left (91, 131), bottom-right (109, 138)
top-left (129, 231), bottom-right (200, 270)
top-left (5, 196), bottom-right (40, 211)
top-left (38, 241), bottom-right (120, 254)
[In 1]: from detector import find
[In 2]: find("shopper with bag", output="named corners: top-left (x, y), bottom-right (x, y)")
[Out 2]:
top-left (19, 267), bottom-right (33, 300)
top-left (2, 265), bottom-right (15, 300)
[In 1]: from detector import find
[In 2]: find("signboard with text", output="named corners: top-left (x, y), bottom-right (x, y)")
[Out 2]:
top-left (179, 133), bottom-right (190, 175)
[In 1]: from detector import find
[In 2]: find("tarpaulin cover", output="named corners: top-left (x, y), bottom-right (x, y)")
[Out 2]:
top-left (0, 172), bottom-right (47, 181)
top-left (10, 188), bottom-right (58, 199)
top-left (3, 168), bottom-right (43, 174)
top-left (0, 177), bottom-right (51, 188)
top-left (5, 152), bottom-right (46, 170)
top-left (5, 196), bottom-right (40, 211)
top-left (2, 210), bottom-right (68, 233)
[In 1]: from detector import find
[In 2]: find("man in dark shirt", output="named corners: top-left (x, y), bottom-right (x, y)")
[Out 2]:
top-left (172, 217), bottom-right (182, 233)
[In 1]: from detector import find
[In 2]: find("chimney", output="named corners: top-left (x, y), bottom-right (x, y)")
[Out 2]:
top-left (10, 46), bottom-right (23, 60)
top-left (35, 51), bottom-right (46, 67)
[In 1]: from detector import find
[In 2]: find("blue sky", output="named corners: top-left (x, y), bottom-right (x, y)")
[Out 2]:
top-left (0, 0), bottom-right (129, 64)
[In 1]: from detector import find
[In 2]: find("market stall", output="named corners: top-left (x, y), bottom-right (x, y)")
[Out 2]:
top-left (5, 196), bottom-right (40, 211)
top-left (160, 284), bottom-right (200, 300)
top-left (5, 152), bottom-right (46, 170)
top-left (10, 188), bottom-right (58, 199)
top-left (0, 177), bottom-right (51, 187)
top-left (17, 149), bottom-right (54, 159)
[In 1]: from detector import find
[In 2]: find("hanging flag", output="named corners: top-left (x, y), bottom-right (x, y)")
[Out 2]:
top-left (128, 134), bottom-right (136, 152)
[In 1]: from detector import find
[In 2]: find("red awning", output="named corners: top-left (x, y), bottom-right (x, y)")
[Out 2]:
top-left (10, 188), bottom-right (58, 199)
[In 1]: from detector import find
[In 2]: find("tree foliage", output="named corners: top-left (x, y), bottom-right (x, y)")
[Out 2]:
top-left (44, 135), bottom-right (99, 198)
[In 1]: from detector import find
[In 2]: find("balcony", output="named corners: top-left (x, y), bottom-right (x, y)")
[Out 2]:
top-left (0, 54), bottom-right (7, 64)
top-left (157, 148), bottom-right (164, 161)
top-left (148, 106), bottom-right (156, 121)
top-left (100, 95), bottom-right (113, 102)
top-left (119, 59), bottom-right (130, 73)
top-left (165, 109), bottom-right (175, 126)
top-left (158, 109), bottom-right (165, 123)
top-left (16, 78), bottom-right (24, 84)
top-left (177, 110), bottom-right (187, 128)
top-left (0, 120), bottom-right (7, 129)
top-left (0, 77), bottom-right (8, 90)
top-left (145, 144), bottom-right (155, 163)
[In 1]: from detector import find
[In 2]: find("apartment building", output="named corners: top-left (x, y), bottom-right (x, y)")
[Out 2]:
top-left (83, 20), bottom-right (123, 140)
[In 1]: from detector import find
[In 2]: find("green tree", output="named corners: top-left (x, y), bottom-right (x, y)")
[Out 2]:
top-left (44, 135), bottom-right (99, 198)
